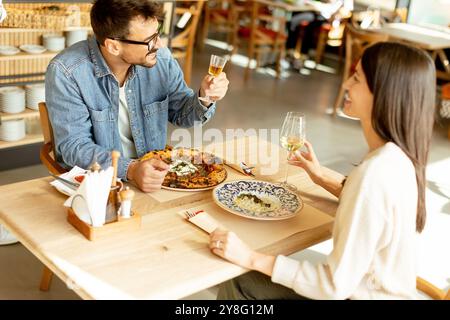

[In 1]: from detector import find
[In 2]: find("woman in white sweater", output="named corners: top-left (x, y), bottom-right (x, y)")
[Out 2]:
top-left (209, 42), bottom-right (436, 300)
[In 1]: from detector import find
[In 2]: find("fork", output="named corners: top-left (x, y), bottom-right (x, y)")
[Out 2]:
top-left (239, 162), bottom-right (256, 177)
top-left (184, 210), bottom-right (204, 220)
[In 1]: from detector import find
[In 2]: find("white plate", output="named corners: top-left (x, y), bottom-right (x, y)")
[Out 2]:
top-left (150, 147), bottom-right (227, 192)
top-left (19, 44), bottom-right (47, 54)
top-left (0, 45), bottom-right (20, 56)
top-left (162, 184), bottom-right (221, 192)
top-left (213, 180), bottom-right (303, 221)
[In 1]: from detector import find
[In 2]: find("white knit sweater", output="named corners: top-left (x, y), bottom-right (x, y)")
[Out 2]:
top-left (272, 142), bottom-right (419, 299)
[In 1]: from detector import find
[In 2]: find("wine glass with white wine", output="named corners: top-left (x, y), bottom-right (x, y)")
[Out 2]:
top-left (279, 112), bottom-right (306, 191)
top-left (198, 54), bottom-right (227, 104)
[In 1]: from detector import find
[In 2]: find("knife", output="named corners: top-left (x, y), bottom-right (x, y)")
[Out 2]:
top-left (223, 161), bottom-right (256, 177)
top-left (49, 172), bottom-right (79, 190)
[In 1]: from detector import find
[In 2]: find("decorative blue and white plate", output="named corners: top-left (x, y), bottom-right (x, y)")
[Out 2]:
top-left (213, 180), bottom-right (303, 220)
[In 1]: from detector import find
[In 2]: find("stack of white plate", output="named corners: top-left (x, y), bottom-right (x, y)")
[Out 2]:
top-left (65, 29), bottom-right (88, 47)
top-left (25, 84), bottom-right (45, 110)
top-left (0, 119), bottom-right (26, 142)
top-left (0, 86), bottom-right (26, 114)
top-left (43, 34), bottom-right (66, 52)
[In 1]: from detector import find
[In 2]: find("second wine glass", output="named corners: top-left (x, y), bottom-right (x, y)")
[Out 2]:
top-left (279, 112), bottom-right (306, 192)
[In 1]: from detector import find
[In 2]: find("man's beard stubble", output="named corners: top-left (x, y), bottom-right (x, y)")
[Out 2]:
top-left (122, 48), bottom-right (158, 68)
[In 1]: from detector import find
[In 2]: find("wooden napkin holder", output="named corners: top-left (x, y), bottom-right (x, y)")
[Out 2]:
top-left (67, 208), bottom-right (141, 241)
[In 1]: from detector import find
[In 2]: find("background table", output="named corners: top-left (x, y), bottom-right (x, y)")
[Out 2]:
top-left (373, 23), bottom-right (450, 81)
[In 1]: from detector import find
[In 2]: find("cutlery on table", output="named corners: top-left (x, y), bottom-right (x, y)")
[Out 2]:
top-left (49, 172), bottom-right (80, 190)
top-left (223, 161), bottom-right (256, 177)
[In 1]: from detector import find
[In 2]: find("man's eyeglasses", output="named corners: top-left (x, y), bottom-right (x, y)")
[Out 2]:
top-left (111, 21), bottom-right (163, 52)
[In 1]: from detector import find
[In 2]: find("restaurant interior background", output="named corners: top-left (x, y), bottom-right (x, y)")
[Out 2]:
top-left (0, 0), bottom-right (449, 299)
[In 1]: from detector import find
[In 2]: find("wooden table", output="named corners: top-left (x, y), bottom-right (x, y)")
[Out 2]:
top-left (373, 23), bottom-right (450, 81)
top-left (0, 137), bottom-right (340, 300)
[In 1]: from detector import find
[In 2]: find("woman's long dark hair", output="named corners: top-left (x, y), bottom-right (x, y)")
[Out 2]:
top-left (361, 42), bottom-right (436, 233)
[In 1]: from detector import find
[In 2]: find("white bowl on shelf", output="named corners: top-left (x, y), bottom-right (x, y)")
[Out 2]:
top-left (65, 29), bottom-right (88, 47)
top-left (25, 84), bottom-right (45, 110)
top-left (19, 44), bottom-right (47, 55)
top-left (0, 45), bottom-right (20, 56)
top-left (43, 34), bottom-right (66, 52)
top-left (0, 119), bottom-right (26, 142)
top-left (0, 87), bottom-right (26, 114)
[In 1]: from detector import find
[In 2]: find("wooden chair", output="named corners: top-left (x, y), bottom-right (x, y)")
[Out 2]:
top-left (236, 1), bottom-right (288, 81)
top-left (171, 1), bottom-right (204, 86)
top-left (198, 0), bottom-right (240, 52)
top-left (417, 277), bottom-right (450, 300)
top-left (332, 23), bottom-right (388, 115)
top-left (38, 101), bottom-right (66, 292)
top-left (314, 12), bottom-right (352, 66)
top-left (38, 102), bottom-right (66, 175)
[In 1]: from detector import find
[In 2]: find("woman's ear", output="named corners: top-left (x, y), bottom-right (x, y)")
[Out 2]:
top-left (103, 39), bottom-right (121, 56)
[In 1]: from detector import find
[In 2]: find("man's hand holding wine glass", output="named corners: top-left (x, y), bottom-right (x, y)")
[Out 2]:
top-left (199, 72), bottom-right (229, 105)
top-left (199, 55), bottom-right (229, 106)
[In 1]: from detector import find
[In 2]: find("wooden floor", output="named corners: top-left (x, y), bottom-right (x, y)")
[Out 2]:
top-left (0, 43), bottom-right (449, 300)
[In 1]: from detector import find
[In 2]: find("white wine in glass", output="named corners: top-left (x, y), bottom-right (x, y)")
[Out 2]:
top-left (279, 112), bottom-right (306, 191)
top-left (199, 54), bottom-right (227, 103)
top-left (280, 136), bottom-right (305, 152)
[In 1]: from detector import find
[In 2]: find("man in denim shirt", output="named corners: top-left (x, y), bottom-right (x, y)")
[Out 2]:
top-left (45, 0), bottom-right (229, 192)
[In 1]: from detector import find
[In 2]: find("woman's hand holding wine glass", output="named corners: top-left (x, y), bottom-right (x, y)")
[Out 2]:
top-left (288, 140), bottom-right (345, 198)
top-left (287, 140), bottom-right (324, 185)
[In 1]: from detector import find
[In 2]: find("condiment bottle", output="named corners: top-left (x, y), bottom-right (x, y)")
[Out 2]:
top-left (119, 187), bottom-right (135, 219)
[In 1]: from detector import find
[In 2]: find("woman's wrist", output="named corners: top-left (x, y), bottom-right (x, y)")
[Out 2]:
top-left (249, 251), bottom-right (276, 277)
top-left (311, 169), bottom-right (325, 186)
top-left (314, 169), bottom-right (344, 198)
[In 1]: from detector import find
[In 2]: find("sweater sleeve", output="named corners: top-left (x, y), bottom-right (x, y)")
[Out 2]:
top-left (272, 168), bottom-right (387, 299)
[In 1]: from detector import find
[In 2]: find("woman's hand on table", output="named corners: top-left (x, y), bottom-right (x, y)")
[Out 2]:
top-left (127, 158), bottom-right (169, 193)
top-left (288, 140), bottom-right (323, 184)
top-left (209, 228), bottom-right (276, 277)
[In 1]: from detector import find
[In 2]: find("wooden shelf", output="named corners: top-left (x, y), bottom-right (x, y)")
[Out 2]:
top-left (0, 51), bottom-right (58, 61)
top-left (0, 133), bottom-right (43, 150)
top-left (1, 109), bottom-right (40, 121)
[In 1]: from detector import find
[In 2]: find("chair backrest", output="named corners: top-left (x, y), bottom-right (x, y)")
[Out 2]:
top-left (342, 23), bottom-right (389, 80)
top-left (417, 277), bottom-right (450, 300)
top-left (247, 1), bottom-right (287, 46)
top-left (38, 102), bottom-right (66, 174)
top-left (38, 102), bottom-right (55, 150)
top-left (205, 0), bottom-right (236, 29)
top-left (171, 1), bottom-right (204, 85)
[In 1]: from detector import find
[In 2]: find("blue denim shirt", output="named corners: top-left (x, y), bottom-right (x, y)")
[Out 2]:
top-left (45, 37), bottom-right (216, 179)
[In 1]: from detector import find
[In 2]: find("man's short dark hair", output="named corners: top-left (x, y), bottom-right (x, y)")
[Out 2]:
top-left (91, 0), bottom-right (164, 45)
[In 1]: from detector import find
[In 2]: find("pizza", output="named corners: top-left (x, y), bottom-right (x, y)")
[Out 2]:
top-left (140, 145), bottom-right (227, 190)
